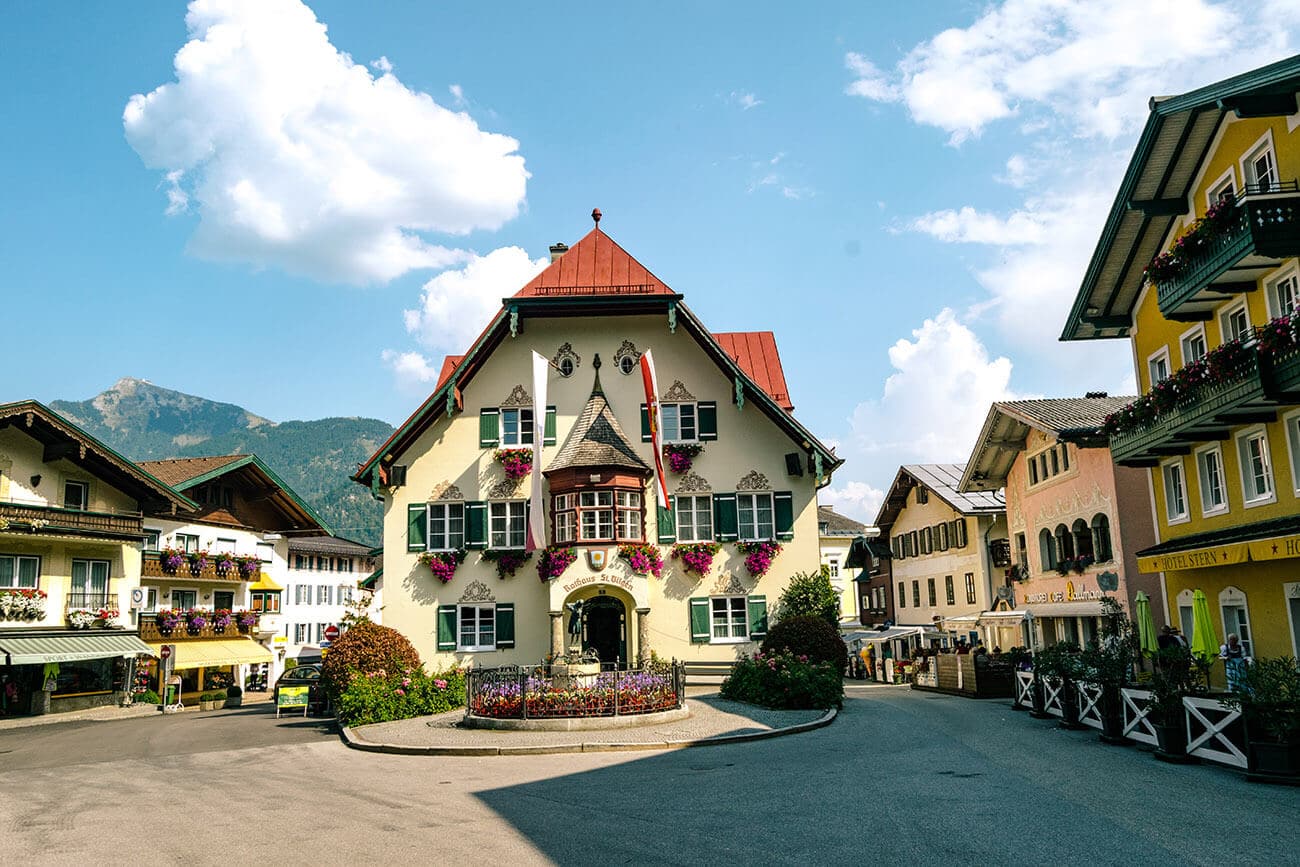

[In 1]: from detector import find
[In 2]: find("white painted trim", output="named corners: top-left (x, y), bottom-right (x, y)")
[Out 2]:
top-left (1283, 408), bottom-right (1300, 498)
top-left (1205, 166), bottom-right (1237, 210)
top-left (1192, 441), bottom-right (1230, 518)
top-left (1178, 323), bottom-right (1208, 366)
top-left (1234, 425), bottom-right (1277, 508)
top-left (1146, 345), bottom-right (1172, 392)
top-left (1218, 298), bottom-right (1252, 345)
top-left (1237, 128), bottom-right (1278, 190)
top-left (1160, 457), bottom-right (1190, 525)
top-left (1264, 259), bottom-right (1300, 320)
top-left (1185, 112), bottom-right (1238, 215)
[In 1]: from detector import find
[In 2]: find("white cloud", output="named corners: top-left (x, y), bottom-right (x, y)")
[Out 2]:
top-left (449, 84), bottom-right (467, 107)
top-left (909, 206), bottom-right (1047, 245)
top-left (370, 55), bottom-right (392, 74)
top-left (387, 246), bottom-right (549, 388)
top-left (730, 91), bottom-right (763, 110)
top-left (820, 481), bottom-right (886, 526)
top-left (124, 0), bottom-right (529, 284)
top-left (846, 0), bottom-right (1254, 143)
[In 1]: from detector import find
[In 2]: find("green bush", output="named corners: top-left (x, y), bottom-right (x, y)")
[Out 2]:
top-left (335, 667), bottom-right (467, 727)
top-left (761, 614), bottom-right (847, 671)
top-left (321, 622), bottom-right (421, 699)
top-left (776, 571), bottom-right (840, 626)
top-left (136, 689), bottom-right (160, 705)
top-left (721, 650), bottom-right (843, 710)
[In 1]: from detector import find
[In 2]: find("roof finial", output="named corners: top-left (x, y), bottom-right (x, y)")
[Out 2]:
top-left (591, 353), bottom-right (603, 395)
top-left (591, 207), bottom-right (602, 227)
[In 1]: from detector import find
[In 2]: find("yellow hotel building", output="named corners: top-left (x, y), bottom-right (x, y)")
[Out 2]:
top-left (1062, 56), bottom-right (1300, 664)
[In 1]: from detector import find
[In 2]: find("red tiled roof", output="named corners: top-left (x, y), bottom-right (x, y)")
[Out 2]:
top-left (436, 355), bottom-right (464, 390)
top-left (514, 227), bottom-right (675, 298)
top-left (714, 332), bottom-right (793, 411)
top-left (136, 455), bottom-right (248, 487)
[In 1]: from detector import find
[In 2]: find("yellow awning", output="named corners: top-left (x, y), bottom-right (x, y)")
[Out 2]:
top-left (148, 639), bottom-right (272, 669)
top-left (1248, 534), bottom-right (1300, 563)
top-left (1138, 542), bottom-right (1250, 574)
top-left (248, 573), bottom-right (284, 592)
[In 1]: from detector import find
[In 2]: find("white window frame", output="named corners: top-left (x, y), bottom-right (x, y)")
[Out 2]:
top-left (661, 402), bottom-right (698, 443)
top-left (0, 554), bottom-right (40, 589)
top-left (489, 501), bottom-right (527, 549)
top-left (578, 491), bottom-right (614, 541)
top-left (294, 623), bottom-right (309, 644)
top-left (1284, 408), bottom-right (1300, 498)
top-left (1219, 586), bottom-right (1254, 657)
top-left (427, 502), bottom-right (465, 551)
top-left (1219, 300), bottom-right (1251, 345)
top-left (675, 494), bottom-right (713, 543)
top-left (70, 558), bottom-right (110, 601)
top-left (142, 529), bottom-right (162, 552)
top-left (1146, 347), bottom-right (1171, 390)
top-left (1179, 324), bottom-right (1208, 367)
top-left (709, 596), bottom-right (748, 643)
top-left (316, 584), bottom-right (333, 606)
top-left (63, 479), bottom-right (89, 511)
top-left (1194, 443), bottom-right (1229, 518)
top-left (175, 533), bottom-right (200, 553)
top-left (737, 492), bottom-right (775, 542)
top-left (1266, 262), bottom-right (1300, 320)
top-left (1206, 167), bottom-right (1236, 209)
top-left (827, 558), bottom-right (840, 578)
top-left (499, 407), bottom-right (534, 448)
top-left (1161, 458), bottom-right (1190, 525)
top-left (1239, 130), bottom-right (1278, 193)
top-left (170, 588), bottom-right (198, 610)
top-left (458, 603), bottom-right (496, 651)
top-left (1235, 426), bottom-right (1276, 507)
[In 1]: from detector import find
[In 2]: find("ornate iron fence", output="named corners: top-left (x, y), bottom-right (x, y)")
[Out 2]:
top-left (466, 661), bottom-right (686, 720)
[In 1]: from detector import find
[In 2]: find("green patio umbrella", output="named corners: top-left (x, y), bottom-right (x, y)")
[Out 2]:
top-left (1134, 591), bottom-right (1159, 658)
top-left (1189, 588), bottom-right (1220, 664)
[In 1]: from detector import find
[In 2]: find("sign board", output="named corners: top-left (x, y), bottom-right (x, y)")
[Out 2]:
top-left (130, 587), bottom-right (145, 609)
top-left (276, 685), bottom-right (310, 719)
top-left (272, 635), bottom-right (288, 648)
top-left (160, 644), bottom-right (173, 661)
top-left (323, 624), bottom-right (340, 642)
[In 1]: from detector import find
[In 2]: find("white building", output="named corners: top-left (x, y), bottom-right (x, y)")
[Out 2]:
top-left (282, 535), bottom-right (376, 662)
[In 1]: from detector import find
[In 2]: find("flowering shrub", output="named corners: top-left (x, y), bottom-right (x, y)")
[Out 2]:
top-left (761, 614), bottom-right (847, 669)
top-left (212, 608), bottom-right (233, 631)
top-left (154, 608), bottom-right (182, 633)
top-left (537, 546), bottom-right (577, 582)
top-left (236, 554), bottom-right (262, 579)
top-left (159, 547), bottom-right (185, 575)
top-left (495, 448), bottom-right (533, 481)
top-left (213, 551), bottom-right (236, 576)
top-left (721, 650), bottom-right (843, 710)
top-left (185, 608), bottom-right (209, 631)
top-left (1142, 198), bottom-right (1238, 288)
top-left (68, 608), bottom-right (97, 629)
top-left (235, 609), bottom-right (258, 630)
top-left (186, 550), bottom-right (210, 575)
top-left (1257, 314), bottom-right (1300, 358)
top-left (481, 549), bottom-right (532, 579)
top-left (335, 666), bottom-right (466, 727)
top-left (663, 443), bottom-right (702, 474)
top-left (0, 588), bottom-right (47, 620)
top-left (469, 671), bottom-right (679, 719)
top-left (736, 541), bottom-right (782, 578)
top-left (618, 543), bottom-right (664, 578)
top-left (321, 621), bottom-right (422, 699)
top-left (418, 549), bottom-right (468, 583)
top-left (672, 542), bottom-right (720, 577)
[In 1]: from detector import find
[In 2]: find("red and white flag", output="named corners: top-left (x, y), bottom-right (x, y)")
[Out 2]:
top-left (527, 350), bottom-right (549, 551)
top-left (640, 349), bottom-right (669, 505)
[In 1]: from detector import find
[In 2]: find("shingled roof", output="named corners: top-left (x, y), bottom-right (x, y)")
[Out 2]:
top-left (137, 455), bottom-right (248, 487)
top-left (545, 367), bottom-right (651, 474)
top-left (515, 225), bottom-right (675, 298)
top-left (818, 505), bottom-right (868, 536)
top-left (875, 463), bottom-right (1005, 530)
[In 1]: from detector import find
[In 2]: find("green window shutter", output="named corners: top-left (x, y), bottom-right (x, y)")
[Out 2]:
top-left (495, 603), bottom-right (515, 649)
top-left (407, 504), bottom-right (428, 552)
top-left (479, 408), bottom-right (500, 448)
top-left (465, 501), bottom-right (488, 549)
top-left (747, 595), bottom-right (768, 640)
top-left (544, 406), bottom-right (557, 446)
top-left (713, 493), bottom-right (738, 542)
top-left (774, 491), bottom-right (794, 541)
top-left (689, 597), bottom-right (710, 643)
top-left (657, 494), bottom-right (676, 544)
top-left (437, 605), bottom-right (457, 651)
top-left (640, 404), bottom-right (652, 442)
top-left (698, 401), bottom-right (718, 441)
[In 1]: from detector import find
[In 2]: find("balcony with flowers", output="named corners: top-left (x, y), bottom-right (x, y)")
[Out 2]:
top-left (1146, 182), bottom-right (1300, 319)
top-left (0, 498), bottom-right (142, 541)
top-left (142, 548), bottom-right (263, 582)
top-left (1104, 317), bottom-right (1300, 465)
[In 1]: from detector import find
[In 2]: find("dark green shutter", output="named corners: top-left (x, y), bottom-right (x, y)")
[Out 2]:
top-left (747, 595), bottom-right (768, 640)
top-left (495, 603), bottom-right (515, 649)
top-left (640, 404), bottom-right (652, 442)
top-left (479, 408), bottom-right (500, 448)
top-left (714, 493), bottom-right (738, 542)
top-left (437, 605), bottom-right (457, 651)
top-left (689, 598), bottom-right (710, 643)
top-left (407, 505), bottom-right (428, 552)
top-left (657, 494), bottom-right (676, 544)
top-left (544, 406), bottom-right (557, 446)
top-left (774, 491), bottom-right (794, 541)
top-left (698, 401), bottom-right (718, 441)
top-left (466, 501), bottom-right (488, 549)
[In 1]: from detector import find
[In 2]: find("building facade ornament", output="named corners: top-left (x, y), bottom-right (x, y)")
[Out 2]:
top-left (613, 340), bottom-right (641, 374)
top-left (488, 477), bottom-right (524, 499)
top-left (551, 343), bottom-right (581, 377)
top-left (662, 380), bottom-right (696, 402)
top-left (500, 384), bottom-right (532, 407)
top-left (713, 574), bottom-right (748, 595)
top-left (460, 580), bottom-right (496, 603)
top-left (735, 470), bottom-right (770, 491)
top-left (430, 481), bottom-right (464, 501)
top-left (675, 471), bottom-right (712, 493)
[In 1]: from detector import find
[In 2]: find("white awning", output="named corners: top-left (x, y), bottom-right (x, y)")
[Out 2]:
top-left (941, 614), bottom-right (982, 626)
top-left (979, 610), bottom-right (1029, 626)
top-left (1023, 601), bottom-right (1106, 618)
top-left (0, 632), bottom-right (156, 665)
top-left (856, 625), bottom-right (945, 643)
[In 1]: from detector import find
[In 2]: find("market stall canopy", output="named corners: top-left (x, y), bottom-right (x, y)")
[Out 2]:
top-left (0, 632), bottom-right (156, 665)
top-left (147, 639), bottom-right (272, 669)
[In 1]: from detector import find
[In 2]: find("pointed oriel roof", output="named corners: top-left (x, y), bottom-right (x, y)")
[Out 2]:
top-left (546, 361), bottom-right (651, 474)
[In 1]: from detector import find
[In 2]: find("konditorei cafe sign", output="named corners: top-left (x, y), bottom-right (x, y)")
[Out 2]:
top-left (1136, 534), bottom-right (1300, 574)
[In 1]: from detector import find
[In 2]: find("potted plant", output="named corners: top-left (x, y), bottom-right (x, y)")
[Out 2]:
top-left (1004, 646), bottom-right (1032, 710)
top-left (671, 542), bottom-right (720, 578)
top-left (1222, 656), bottom-right (1300, 783)
top-left (618, 543), bottom-right (664, 578)
top-left (736, 541), bottom-right (781, 578)
top-left (159, 546), bottom-right (185, 575)
top-left (211, 608), bottom-right (232, 634)
top-left (155, 608), bottom-right (181, 637)
top-left (663, 443), bottom-right (703, 474)
top-left (235, 609), bottom-right (258, 632)
top-left (187, 549), bottom-right (210, 577)
top-left (211, 689), bottom-right (227, 710)
top-left (1079, 598), bottom-right (1135, 744)
top-left (1148, 646), bottom-right (1201, 763)
top-left (1034, 641), bottom-right (1084, 728)
top-left (200, 691), bottom-right (214, 711)
top-left (213, 551), bottom-right (236, 577)
top-left (225, 684), bottom-right (243, 708)
top-left (184, 608), bottom-right (208, 635)
top-left (481, 549), bottom-right (530, 579)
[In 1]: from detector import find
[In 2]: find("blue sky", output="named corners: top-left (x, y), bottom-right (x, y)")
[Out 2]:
top-left (3, 0), bottom-right (1298, 521)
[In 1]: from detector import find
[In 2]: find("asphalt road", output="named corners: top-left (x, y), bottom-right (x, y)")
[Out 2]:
top-left (1, 685), bottom-right (1294, 866)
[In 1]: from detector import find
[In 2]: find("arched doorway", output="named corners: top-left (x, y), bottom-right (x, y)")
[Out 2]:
top-left (582, 595), bottom-right (627, 668)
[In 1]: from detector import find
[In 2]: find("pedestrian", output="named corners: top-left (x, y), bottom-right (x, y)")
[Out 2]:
top-left (1170, 627), bottom-right (1189, 648)
top-left (1221, 633), bottom-right (1248, 692)
top-left (1157, 625), bottom-right (1177, 650)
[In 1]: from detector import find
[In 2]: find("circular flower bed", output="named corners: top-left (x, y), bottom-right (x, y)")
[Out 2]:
top-left (469, 671), bottom-right (680, 719)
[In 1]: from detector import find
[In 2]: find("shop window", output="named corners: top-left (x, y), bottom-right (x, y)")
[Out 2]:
top-left (0, 554), bottom-right (40, 589)
top-left (1091, 514), bottom-right (1113, 563)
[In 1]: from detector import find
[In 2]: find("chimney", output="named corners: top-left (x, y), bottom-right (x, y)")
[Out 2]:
top-left (549, 242), bottom-right (569, 263)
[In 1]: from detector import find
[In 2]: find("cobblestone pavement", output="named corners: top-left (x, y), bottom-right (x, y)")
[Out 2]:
top-left (351, 687), bottom-right (826, 750)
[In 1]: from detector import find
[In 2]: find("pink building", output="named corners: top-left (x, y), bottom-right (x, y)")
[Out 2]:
top-left (960, 397), bottom-right (1162, 650)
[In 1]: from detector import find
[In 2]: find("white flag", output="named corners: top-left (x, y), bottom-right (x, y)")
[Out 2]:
top-left (528, 351), bottom-right (549, 550)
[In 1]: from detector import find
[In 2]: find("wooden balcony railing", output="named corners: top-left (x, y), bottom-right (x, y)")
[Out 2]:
top-left (0, 499), bottom-right (143, 539)
top-left (141, 552), bottom-right (258, 583)
top-left (139, 618), bottom-right (261, 642)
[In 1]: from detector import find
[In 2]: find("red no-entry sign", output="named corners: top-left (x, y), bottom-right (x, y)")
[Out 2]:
top-left (323, 625), bottom-right (340, 643)
top-left (160, 644), bottom-right (173, 660)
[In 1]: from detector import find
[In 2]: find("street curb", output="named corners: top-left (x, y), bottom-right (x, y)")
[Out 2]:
top-left (340, 706), bottom-right (837, 757)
